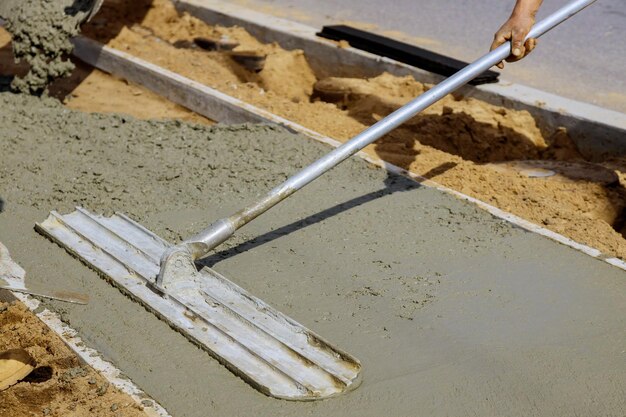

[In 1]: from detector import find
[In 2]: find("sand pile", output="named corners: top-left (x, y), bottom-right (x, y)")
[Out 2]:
top-left (0, 300), bottom-right (147, 416)
top-left (312, 73), bottom-right (568, 163)
top-left (83, 0), bottom-right (316, 102)
top-left (80, 0), bottom-right (579, 161)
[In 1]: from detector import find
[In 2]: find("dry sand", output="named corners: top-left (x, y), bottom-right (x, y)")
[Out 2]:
top-left (77, 0), bottom-right (626, 259)
top-left (0, 300), bottom-right (147, 417)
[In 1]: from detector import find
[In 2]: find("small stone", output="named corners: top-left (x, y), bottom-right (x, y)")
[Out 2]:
top-left (96, 382), bottom-right (109, 396)
top-left (110, 403), bottom-right (118, 412)
top-left (87, 377), bottom-right (96, 385)
top-left (141, 400), bottom-right (153, 408)
top-left (59, 366), bottom-right (88, 383)
top-left (42, 408), bottom-right (51, 415)
top-left (0, 305), bottom-right (7, 313)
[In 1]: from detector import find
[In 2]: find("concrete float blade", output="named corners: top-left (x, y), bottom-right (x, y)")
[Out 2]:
top-left (35, 208), bottom-right (361, 400)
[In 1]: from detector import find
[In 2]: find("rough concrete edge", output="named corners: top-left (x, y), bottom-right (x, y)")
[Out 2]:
top-left (9, 292), bottom-right (172, 417)
top-left (174, 0), bottom-right (626, 160)
top-left (68, 38), bottom-right (626, 274)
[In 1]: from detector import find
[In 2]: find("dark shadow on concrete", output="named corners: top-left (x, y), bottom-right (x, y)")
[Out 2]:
top-left (0, 76), bottom-right (10, 93)
top-left (0, 197), bottom-right (4, 213)
top-left (198, 173), bottom-right (430, 267)
top-left (49, 0), bottom-right (154, 100)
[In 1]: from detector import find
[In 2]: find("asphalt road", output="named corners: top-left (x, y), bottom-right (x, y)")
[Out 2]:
top-left (241, 0), bottom-right (626, 113)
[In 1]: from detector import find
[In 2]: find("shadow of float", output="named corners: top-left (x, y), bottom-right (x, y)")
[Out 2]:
top-left (199, 164), bottom-right (455, 267)
top-left (198, 175), bottom-right (419, 267)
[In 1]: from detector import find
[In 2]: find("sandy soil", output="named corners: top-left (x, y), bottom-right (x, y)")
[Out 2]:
top-left (53, 63), bottom-right (213, 125)
top-left (76, 0), bottom-right (626, 259)
top-left (0, 300), bottom-right (147, 417)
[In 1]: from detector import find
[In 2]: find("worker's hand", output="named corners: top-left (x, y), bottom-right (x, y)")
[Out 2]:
top-left (490, 12), bottom-right (538, 69)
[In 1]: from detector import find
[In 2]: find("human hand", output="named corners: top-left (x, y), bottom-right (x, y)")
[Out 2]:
top-left (490, 11), bottom-right (538, 69)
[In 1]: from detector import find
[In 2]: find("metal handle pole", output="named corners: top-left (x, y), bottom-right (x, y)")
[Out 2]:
top-left (183, 0), bottom-right (597, 259)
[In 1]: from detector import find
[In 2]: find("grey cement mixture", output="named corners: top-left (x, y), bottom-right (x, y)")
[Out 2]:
top-left (1, 92), bottom-right (625, 416)
top-left (0, 0), bottom-right (90, 94)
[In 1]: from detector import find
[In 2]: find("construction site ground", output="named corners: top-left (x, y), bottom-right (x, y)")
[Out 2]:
top-left (0, 1), bottom-right (625, 416)
top-left (82, 0), bottom-right (626, 261)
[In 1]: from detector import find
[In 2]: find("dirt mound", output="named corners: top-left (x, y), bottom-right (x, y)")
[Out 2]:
top-left (313, 73), bottom-right (558, 163)
top-left (84, 0), bottom-right (316, 102)
top-left (0, 300), bottom-right (147, 416)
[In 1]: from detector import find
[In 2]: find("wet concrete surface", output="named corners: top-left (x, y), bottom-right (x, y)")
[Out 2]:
top-left (0, 93), bottom-right (625, 416)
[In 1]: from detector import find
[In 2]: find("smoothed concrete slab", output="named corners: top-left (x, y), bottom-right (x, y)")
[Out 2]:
top-left (1, 103), bottom-right (624, 416)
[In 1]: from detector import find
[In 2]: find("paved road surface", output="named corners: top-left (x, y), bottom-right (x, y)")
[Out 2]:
top-left (240, 0), bottom-right (626, 113)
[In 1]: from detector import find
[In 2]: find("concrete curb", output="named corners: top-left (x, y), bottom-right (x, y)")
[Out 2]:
top-left (175, 0), bottom-right (626, 161)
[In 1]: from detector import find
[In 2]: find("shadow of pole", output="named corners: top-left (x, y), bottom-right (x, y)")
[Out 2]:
top-left (198, 174), bottom-right (422, 268)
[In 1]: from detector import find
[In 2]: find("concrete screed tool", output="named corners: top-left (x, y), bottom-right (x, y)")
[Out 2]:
top-left (36, 0), bottom-right (596, 401)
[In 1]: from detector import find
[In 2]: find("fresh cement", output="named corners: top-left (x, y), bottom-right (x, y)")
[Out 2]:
top-left (0, 0), bottom-right (90, 94)
top-left (1, 92), bottom-right (625, 416)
